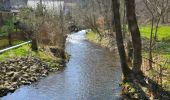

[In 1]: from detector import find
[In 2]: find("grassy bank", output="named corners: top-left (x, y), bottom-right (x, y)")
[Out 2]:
top-left (86, 31), bottom-right (115, 50)
top-left (86, 26), bottom-right (170, 99)
top-left (86, 26), bottom-right (170, 60)
top-left (0, 43), bottom-right (66, 97)
top-left (0, 43), bottom-right (64, 65)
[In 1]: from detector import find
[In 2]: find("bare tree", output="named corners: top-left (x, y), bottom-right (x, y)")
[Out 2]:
top-left (72, 0), bottom-right (113, 41)
top-left (143, 0), bottom-right (169, 69)
top-left (143, 0), bottom-right (169, 40)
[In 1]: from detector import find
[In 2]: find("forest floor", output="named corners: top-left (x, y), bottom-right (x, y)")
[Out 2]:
top-left (0, 43), bottom-right (67, 97)
top-left (86, 25), bottom-right (170, 99)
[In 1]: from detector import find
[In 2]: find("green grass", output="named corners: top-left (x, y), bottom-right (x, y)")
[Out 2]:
top-left (154, 42), bottom-right (170, 54)
top-left (0, 44), bottom-right (57, 62)
top-left (140, 26), bottom-right (170, 41)
top-left (0, 43), bottom-right (64, 71)
top-left (0, 44), bottom-right (33, 61)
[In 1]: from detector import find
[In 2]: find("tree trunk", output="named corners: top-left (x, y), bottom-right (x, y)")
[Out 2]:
top-left (40, 0), bottom-right (43, 8)
top-left (161, 15), bottom-right (165, 24)
top-left (149, 17), bottom-right (154, 70)
top-left (125, 0), bottom-right (142, 74)
top-left (59, 2), bottom-right (66, 60)
top-left (39, 0), bottom-right (43, 16)
top-left (166, 12), bottom-right (169, 22)
top-left (0, 13), bottom-right (3, 26)
top-left (112, 0), bottom-right (130, 77)
top-left (31, 33), bottom-right (38, 51)
top-left (31, 37), bottom-right (38, 51)
top-left (154, 16), bottom-right (161, 41)
top-left (8, 32), bottom-right (12, 46)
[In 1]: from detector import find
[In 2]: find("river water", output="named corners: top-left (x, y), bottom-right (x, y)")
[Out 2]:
top-left (1, 30), bottom-right (122, 100)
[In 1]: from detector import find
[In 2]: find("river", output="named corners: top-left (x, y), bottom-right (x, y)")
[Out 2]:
top-left (1, 30), bottom-right (122, 100)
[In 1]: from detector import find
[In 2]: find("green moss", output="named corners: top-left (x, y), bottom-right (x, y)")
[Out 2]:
top-left (35, 50), bottom-right (63, 68)
top-left (86, 31), bottom-right (98, 42)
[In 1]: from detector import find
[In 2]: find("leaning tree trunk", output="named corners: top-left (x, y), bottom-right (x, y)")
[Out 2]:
top-left (112, 0), bottom-right (130, 77)
top-left (125, 0), bottom-right (142, 74)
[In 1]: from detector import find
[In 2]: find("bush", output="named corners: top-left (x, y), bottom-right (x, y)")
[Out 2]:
top-left (0, 16), bottom-right (16, 36)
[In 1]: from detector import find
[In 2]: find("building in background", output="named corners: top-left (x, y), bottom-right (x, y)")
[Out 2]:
top-left (0, 0), bottom-right (11, 11)
top-left (10, 0), bottom-right (28, 9)
top-left (0, 0), bottom-right (28, 11)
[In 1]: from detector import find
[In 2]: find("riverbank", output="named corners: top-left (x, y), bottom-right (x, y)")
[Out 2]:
top-left (1, 30), bottom-right (122, 99)
top-left (86, 28), bottom-right (170, 99)
top-left (0, 44), bottom-right (67, 97)
top-left (86, 31), bottom-right (117, 52)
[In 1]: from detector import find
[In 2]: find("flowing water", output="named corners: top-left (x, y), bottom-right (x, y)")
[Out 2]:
top-left (1, 30), bottom-right (122, 100)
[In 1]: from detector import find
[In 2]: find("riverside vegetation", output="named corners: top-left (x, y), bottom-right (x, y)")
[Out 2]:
top-left (0, 0), bottom-right (170, 99)
top-left (0, 3), bottom-right (68, 97)
top-left (0, 44), bottom-right (67, 97)
top-left (86, 25), bottom-right (170, 99)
